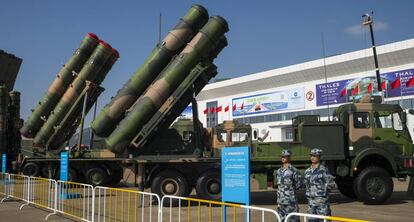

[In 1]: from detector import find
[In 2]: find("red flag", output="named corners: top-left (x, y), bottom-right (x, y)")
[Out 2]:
top-left (406, 76), bottom-right (414, 88)
top-left (351, 85), bottom-right (359, 95)
top-left (210, 107), bottom-right (215, 113)
top-left (232, 104), bottom-right (236, 112)
top-left (240, 102), bottom-right (244, 110)
top-left (216, 106), bottom-right (222, 112)
top-left (391, 78), bottom-right (401, 89)
top-left (224, 105), bottom-right (229, 112)
top-left (367, 83), bottom-right (373, 93)
top-left (340, 87), bottom-right (347, 97)
top-left (381, 81), bottom-right (386, 91)
top-left (203, 107), bottom-right (208, 115)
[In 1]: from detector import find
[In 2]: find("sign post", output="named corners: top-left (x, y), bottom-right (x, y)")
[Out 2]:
top-left (60, 151), bottom-right (69, 181)
top-left (2, 154), bottom-right (6, 173)
top-left (222, 147), bottom-right (250, 222)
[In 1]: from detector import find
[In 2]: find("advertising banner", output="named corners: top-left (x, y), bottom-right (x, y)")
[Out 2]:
top-left (232, 88), bottom-right (304, 117)
top-left (316, 68), bottom-right (414, 106)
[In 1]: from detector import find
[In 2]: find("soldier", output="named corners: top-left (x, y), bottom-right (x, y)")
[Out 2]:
top-left (276, 149), bottom-right (301, 222)
top-left (304, 148), bottom-right (335, 222)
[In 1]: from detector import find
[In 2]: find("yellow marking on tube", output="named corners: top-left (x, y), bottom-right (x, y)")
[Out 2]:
top-left (233, 207), bottom-right (236, 222)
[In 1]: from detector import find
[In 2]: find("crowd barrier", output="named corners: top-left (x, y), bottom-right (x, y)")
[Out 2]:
top-left (160, 195), bottom-right (281, 222)
top-left (56, 180), bottom-right (95, 222)
top-left (0, 173), bottom-right (370, 222)
top-left (285, 213), bottom-right (370, 222)
top-left (94, 186), bottom-right (160, 222)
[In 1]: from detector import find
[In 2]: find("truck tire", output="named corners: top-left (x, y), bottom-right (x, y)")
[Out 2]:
top-left (335, 178), bottom-right (357, 199)
top-left (22, 162), bottom-right (40, 177)
top-left (151, 170), bottom-right (189, 204)
top-left (85, 168), bottom-right (109, 186)
top-left (195, 171), bottom-right (221, 201)
top-left (354, 166), bottom-right (393, 204)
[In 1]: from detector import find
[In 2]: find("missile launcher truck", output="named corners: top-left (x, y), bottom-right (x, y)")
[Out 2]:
top-left (2, 5), bottom-right (413, 205)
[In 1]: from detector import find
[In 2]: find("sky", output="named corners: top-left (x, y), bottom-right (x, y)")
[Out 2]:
top-left (1, 0), bottom-right (414, 123)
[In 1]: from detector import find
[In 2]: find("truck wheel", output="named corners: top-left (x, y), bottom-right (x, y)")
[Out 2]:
top-left (195, 171), bottom-right (221, 201)
top-left (335, 178), bottom-right (357, 199)
top-left (354, 166), bottom-right (393, 204)
top-left (22, 162), bottom-right (40, 177)
top-left (151, 170), bottom-right (189, 202)
top-left (85, 168), bottom-right (109, 186)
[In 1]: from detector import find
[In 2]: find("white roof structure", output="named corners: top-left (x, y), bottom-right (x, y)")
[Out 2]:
top-left (197, 38), bottom-right (414, 101)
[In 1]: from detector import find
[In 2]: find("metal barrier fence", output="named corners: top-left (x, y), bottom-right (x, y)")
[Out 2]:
top-left (27, 177), bottom-right (58, 220)
top-left (94, 186), bottom-right (160, 222)
top-left (160, 195), bottom-right (282, 222)
top-left (0, 172), bottom-right (7, 197)
top-left (0, 174), bottom-right (372, 222)
top-left (56, 180), bottom-right (95, 222)
top-left (285, 213), bottom-right (371, 222)
top-left (3, 174), bottom-right (29, 203)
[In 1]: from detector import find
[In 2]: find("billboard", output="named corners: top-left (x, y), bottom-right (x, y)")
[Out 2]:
top-left (316, 68), bottom-right (414, 106)
top-left (232, 88), bottom-right (304, 117)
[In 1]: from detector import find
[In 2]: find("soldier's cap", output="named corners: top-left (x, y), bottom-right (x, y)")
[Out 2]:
top-left (310, 148), bottom-right (322, 156)
top-left (281, 149), bottom-right (292, 157)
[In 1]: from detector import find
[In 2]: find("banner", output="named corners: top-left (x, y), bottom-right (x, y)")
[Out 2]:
top-left (2, 154), bottom-right (6, 173)
top-left (316, 68), bottom-right (414, 106)
top-left (232, 88), bottom-right (304, 117)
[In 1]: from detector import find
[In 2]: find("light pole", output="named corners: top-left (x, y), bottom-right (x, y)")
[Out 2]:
top-left (362, 12), bottom-right (382, 94)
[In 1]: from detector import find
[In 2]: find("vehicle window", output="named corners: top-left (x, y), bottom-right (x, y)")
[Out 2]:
top-left (217, 132), bottom-right (227, 143)
top-left (353, 112), bottom-right (370, 128)
top-left (393, 112), bottom-right (403, 131)
top-left (374, 112), bottom-right (393, 129)
top-left (231, 132), bottom-right (249, 142)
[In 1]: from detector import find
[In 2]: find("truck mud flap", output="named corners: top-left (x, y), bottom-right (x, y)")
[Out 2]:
top-left (408, 176), bottom-right (414, 199)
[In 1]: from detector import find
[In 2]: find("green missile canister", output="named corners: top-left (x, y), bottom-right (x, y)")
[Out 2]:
top-left (91, 4), bottom-right (209, 137)
top-left (20, 33), bottom-right (100, 138)
top-left (105, 16), bottom-right (229, 154)
top-left (33, 41), bottom-right (113, 146)
top-left (47, 48), bottom-right (119, 147)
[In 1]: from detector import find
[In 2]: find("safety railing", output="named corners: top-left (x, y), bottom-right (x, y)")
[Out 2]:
top-left (94, 186), bottom-right (160, 222)
top-left (0, 172), bottom-right (7, 197)
top-left (25, 177), bottom-right (58, 220)
top-left (2, 174), bottom-right (29, 204)
top-left (56, 180), bottom-right (95, 222)
top-left (160, 195), bottom-right (281, 222)
top-left (285, 213), bottom-right (371, 222)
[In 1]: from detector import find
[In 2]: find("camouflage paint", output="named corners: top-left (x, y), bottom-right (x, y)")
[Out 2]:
top-left (33, 41), bottom-right (113, 146)
top-left (7, 91), bottom-right (21, 162)
top-left (91, 5), bottom-right (209, 137)
top-left (47, 48), bottom-right (119, 148)
top-left (21, 33), bottom-right (100, 138)
top-left (105, 16), bottom-right (229, 154)
top-left (0, 49), bottom-right (22, 92)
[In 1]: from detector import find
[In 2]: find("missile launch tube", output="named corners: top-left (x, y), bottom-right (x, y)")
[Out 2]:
top-left (91, 5), bottom-right (209, 137)
top-left (105, 16), bottom-right (229, 154)
top-left (20, 33), bottom-right (100, 138)
top-left (33, 41), bottom-right (113, 146)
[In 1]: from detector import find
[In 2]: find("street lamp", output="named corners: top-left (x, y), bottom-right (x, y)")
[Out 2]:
top-left (362, 12), bottom-right (382, 94)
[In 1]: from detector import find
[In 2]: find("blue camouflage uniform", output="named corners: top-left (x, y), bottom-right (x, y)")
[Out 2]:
top-left (276, 150), bottom-right (301, 222)
top-left (304, 149), bottom-right (335, 222)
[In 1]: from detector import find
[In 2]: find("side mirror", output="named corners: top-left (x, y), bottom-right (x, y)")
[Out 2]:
top-left (409, 109), bottom-right (414, 115)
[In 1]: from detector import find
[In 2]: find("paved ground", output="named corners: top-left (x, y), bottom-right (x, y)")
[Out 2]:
top-left (0, 179), bottom-right (413, 222)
